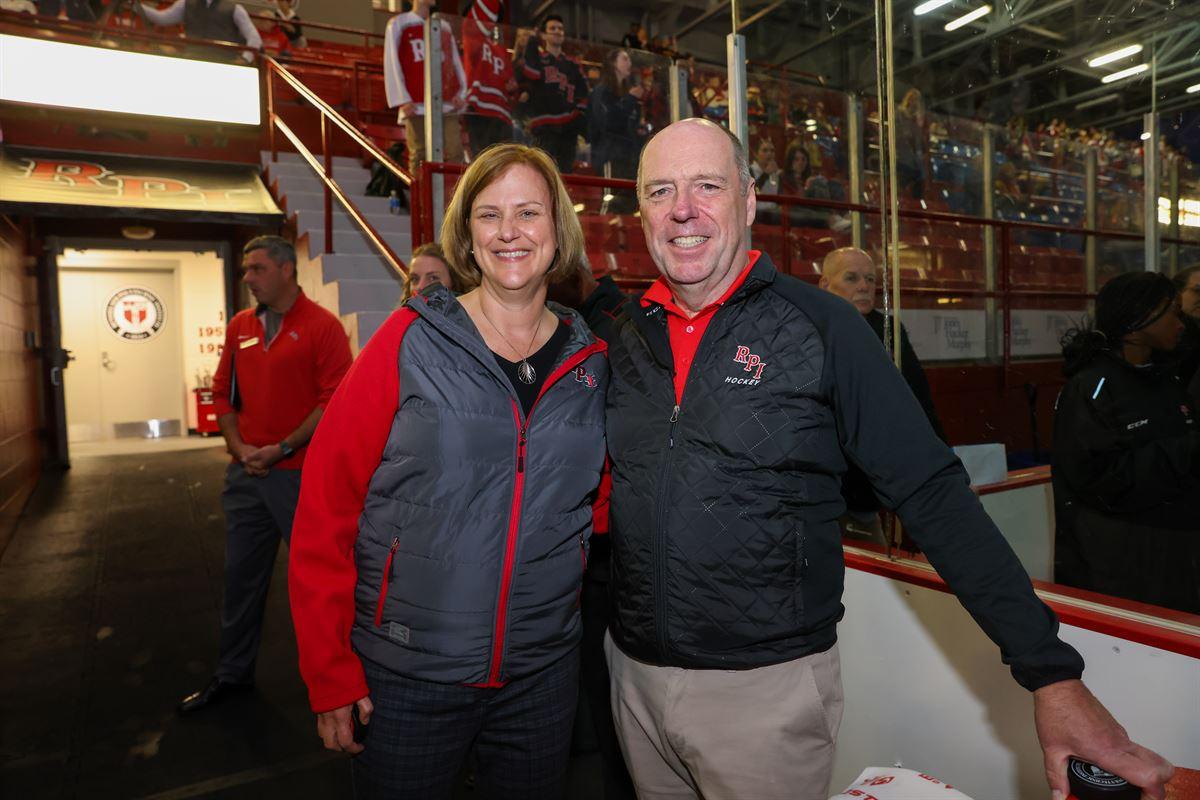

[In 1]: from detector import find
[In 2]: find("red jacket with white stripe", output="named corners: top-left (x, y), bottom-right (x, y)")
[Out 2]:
top-left (383, 11), bottom-right (467, 118)
top-left (462, 0), bottom-right (514, 123)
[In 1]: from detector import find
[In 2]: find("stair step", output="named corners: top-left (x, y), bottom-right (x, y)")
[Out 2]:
top-left (272, 171), bottom-right (372, 198)
top-left (312, 253), bottom-right (406, 282)
top-left (320, 278), bottom-right (403, 316)
top-left (343, 310), bottom-right (393, 353)
top-left (280, 191), bottom-right (398, 217)
top-left (265, 160), bottom-right (371, 181)
top-left (303, 229), bottom-right (412, 260)
top-left (262, 151), bottom-right (364, 171)
top-left (294, 207), bottom-right (410, 235)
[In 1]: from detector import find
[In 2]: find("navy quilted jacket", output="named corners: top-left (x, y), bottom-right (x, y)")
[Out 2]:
top-left (588, 253), bottom-right (1083, 691)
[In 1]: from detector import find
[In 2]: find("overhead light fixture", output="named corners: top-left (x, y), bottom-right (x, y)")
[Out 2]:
top-left (1140, 132), bottom-right (1151, 140)
top-left (0, 34), bottom-right (259, 125)
top-left (914, 0), bottom-right (954, 15)
top-left (1100, 63), bottom-right (1149, 83)
top-left (1086, 44), bottom-right (1143, 68)
top-left (602, 193), bottom-right (615, 203)
top-left (944, 5), bottom-right (991, 31)
top-left (1074, 93), bottom-right (1118, 110)
top-left (1187, 83), bottom-right (1200, 94)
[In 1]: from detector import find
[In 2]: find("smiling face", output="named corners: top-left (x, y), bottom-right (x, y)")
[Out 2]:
top-left (469, 163), bottom-right (557, 294)
top-left (638, 120), bottom-right (755, 302)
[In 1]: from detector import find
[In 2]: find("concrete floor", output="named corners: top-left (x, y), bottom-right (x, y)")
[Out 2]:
top-left (0, 447), bottom-right (605, 799)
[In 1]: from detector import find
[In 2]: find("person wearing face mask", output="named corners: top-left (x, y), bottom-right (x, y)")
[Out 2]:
top-left (1052, 271), bottom-right (1200, 615)
top-left (288, 143), bottom-right (609, 800)
top-left (819, 247), bottom-right (944, 541)
top-left (399, 242), bottom-right (464, 303)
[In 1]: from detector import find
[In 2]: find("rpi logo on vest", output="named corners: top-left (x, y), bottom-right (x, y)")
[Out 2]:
top-left (728, 345), bottom-right (767, 386)
top-left (573, 365), bottom-right (597, 388)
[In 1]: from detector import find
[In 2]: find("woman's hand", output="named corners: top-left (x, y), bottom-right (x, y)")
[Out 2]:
top-left (316, 696), bottom-right (374, 755)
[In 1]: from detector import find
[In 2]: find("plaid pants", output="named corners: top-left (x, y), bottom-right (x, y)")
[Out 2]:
top-left (352, 650), bottom-right (579, 800)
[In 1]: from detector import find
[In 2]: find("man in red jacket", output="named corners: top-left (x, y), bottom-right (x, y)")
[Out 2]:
top-left (178, 235), bottom-right (352, 713)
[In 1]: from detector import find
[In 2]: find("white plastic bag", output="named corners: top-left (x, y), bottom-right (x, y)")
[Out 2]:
top-left (830, 767), bottom-right (974, 800)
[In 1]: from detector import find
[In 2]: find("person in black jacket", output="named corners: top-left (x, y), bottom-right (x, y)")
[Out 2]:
top-left (1052, 271), bottom-right (1199, 615)
top-left (518, 14), bottom-right (589, 174)
top-left (588, 49), bottom-right (644, 214)
top-left (577, 118), bottom-right (1173, 800)
top-left (819, 246), bottom-right (946, 542)
top-left (1172, 264), bottom-right (1200, 405)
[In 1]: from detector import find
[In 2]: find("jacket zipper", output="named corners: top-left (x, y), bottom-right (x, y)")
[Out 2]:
top-left (485, 341), bottom-right (606, 686)
top-left (373, 537), bottom-right (401, 628)
top-left (652, 403), bottom-right (680, 659)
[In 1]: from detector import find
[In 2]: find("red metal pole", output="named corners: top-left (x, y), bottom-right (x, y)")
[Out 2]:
top-left (323, 115), bottom-right (333, 255)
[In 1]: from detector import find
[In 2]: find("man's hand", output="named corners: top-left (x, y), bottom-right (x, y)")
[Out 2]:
top-left (316, 696), bottom-right (373, 755)
top-left (232, 443), bottom-right (270, 477)
top-left (242, 444), bottom-right (285, 473)
top-left (1034, 679), bottom-right (1173, 799)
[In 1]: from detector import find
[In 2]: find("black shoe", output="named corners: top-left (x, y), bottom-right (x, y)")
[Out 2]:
top-left (178, 678), bottom-right (254, 713)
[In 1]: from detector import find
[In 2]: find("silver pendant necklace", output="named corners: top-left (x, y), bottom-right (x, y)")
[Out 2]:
top-left (481, 303), bottom-right (544, 385)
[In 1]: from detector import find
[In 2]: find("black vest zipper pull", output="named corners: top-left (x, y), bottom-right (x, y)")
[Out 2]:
top-left (668, 404), bottom-right (680, 448)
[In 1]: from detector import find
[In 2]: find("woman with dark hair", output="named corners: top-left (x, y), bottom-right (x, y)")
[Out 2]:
top-left (782, 141), bottom-right (847, 230)
top-left (588, 49), bottom-right (644, 213)
top-left (1052, 271), bottom-right (1200, 614)
top-left (399, 242), bottom-right (464, 303)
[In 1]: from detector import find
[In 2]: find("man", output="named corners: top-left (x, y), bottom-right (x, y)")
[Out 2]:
top-left (179, 236), bottom-right (352, 712)
top-left (384, 0), bottom-right (467, 176)
top-left (518, 14), bottom-right (589, 174)
top-left (580, 119), bottom-right (1173, 799)
top-left (137, 0), bottom-right (262, 62)
top-left (461, 0), bottom-right (516, 157)
top-left (820, 246), bottom-right (944, 541)
top-left (1172, 264), bottom-right (1200, 404)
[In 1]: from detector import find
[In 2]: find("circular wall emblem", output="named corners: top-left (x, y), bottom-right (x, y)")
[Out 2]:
top-left (106, 287), bottom-right (165, 341)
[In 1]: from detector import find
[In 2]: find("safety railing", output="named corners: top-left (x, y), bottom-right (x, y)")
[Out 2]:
top-left (264, 56), bottom-right (411, 278)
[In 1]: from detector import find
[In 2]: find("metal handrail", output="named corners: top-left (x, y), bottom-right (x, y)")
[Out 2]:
top-left (265, 56), bottom-right (411, 280)
top-left (247, 12), bottom-right (384, 46)
top-left (0, 8), bottom-right (255, 59)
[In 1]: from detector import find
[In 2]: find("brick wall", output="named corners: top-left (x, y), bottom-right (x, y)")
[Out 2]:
top-left (0, 219), bottom-right (41, 555)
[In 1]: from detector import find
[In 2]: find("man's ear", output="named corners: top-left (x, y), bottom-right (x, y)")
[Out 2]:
top-left (744, 186), bottom-right (756, 228)
top-left (818, 276), bottom-right (829, 290)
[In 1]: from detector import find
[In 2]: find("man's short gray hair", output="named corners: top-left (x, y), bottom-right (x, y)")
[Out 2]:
top-left (637, 118), bottom-right (752, 198)
top-left (243, 235), bottom-right (296, 268)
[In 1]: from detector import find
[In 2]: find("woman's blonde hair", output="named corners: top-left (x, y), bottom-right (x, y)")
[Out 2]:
top-left (440, 143), bottom-right (584, 289)
top-left (401, 242), bottom-right (462, 302)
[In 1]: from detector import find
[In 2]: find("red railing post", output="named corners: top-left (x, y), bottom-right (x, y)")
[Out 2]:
top-left (267, 63), bottom-right (277, 163)
top-left (322, 114), bottom-right (333, 255)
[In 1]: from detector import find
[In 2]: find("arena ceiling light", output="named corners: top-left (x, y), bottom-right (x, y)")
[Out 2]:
top-left (913, 0), bottom-right (955, 15)
top-left (0, 34), bottom-right (260, 125)
top-left (1100, 63), bottom-right (1150, 84)
top-left (944, 5), bottom-right (991, 31)
top-left (1086, 43), bottom-right (1143, 68)
top-left (1187, 83), bottom-right (1200, 94)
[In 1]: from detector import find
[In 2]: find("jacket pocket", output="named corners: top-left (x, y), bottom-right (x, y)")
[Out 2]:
top-left (374, 537), bottom-right (400, 628)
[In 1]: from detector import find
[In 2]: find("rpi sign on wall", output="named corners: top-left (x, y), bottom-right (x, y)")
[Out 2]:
top-left (904, 310), bottom-right (987, 361)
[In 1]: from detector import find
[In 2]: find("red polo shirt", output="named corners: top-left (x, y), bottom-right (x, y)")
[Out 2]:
top-left (640, 251), bottom-right (762, 403)
top-left (211, 291), bottom-right (353, 469)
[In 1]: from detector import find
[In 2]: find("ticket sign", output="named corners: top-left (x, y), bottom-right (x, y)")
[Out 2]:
top-left (904, 309), bottom-right (988, 361)
top-left (1010, 309), bottom-right (1083, 357)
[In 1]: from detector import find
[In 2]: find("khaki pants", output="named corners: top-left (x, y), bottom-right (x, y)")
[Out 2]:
top-left (402, 114), bottom-right (463, 176)
top-left (605, 632), bottom-right (843, 800)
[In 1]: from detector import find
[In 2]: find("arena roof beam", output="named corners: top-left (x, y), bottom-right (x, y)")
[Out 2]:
top-left (676, 0), bottom-right (732, 40)
top-left (1024, 48), bottom-right (1200, 118)
top-left (737, 0), bottom-right (787, 32)
top-left (776, 10), bottom-right (874, 66)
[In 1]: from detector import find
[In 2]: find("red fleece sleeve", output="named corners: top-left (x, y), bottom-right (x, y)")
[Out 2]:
top-left (288, 308), bottom-right (418, 713)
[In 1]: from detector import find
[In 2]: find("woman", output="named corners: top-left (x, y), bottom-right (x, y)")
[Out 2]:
top-left (1052, 271), bottom-right (1200, 615)
top-left (399, 242), bottom-right (463, 302)
top-left (588, 49), bottom-right (643, 214)
top-left (782, 142), bottom-right (846, 230)
top-left (289, 143), bottom-right (609, 799)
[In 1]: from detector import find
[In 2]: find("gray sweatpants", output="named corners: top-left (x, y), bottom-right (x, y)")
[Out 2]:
top-left (215, 463), bottom-right (301, 684)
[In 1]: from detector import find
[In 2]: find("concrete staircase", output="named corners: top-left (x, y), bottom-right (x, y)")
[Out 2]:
top-left (260, 151), bottom-right (409, 353)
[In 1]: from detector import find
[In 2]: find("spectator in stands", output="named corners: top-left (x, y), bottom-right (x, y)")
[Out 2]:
top-left (895, 88), bottom-right (928, 200)
top-left (35, 0), bottom-right (97, 21)
top-left (694, 73), bottom-right (728, 125)
top-left (288, 143), bottom-right (607, 799)
top-left (400, 242), bottom-right (464, 303)
top-left (589, 49), bottom-right (644, 214)
top-left (819, 246), bottom-right (945, 542)
top-left (782, 142), bottom-right (847, 230)
top-left (179, 236), bottom-right (352, 713)
top-left (136, 0), bottom-right (262, 61)
top-left (1172, 264), bottom-right (1200, 404)
top-left (462, 0), bottom-right (516, 158)
top-left (750, 138), bottom-right (781, 224)
top-left (1053, 271), bottom-right (1199, 615)
top-left (384, 0), bottom-right (467, 176)
top-left (620, 21), bottom-right (647, 51)
top-left (518, 14), bottom-right (589, 174)
top-left (260, 0), bottom-right (305, 54)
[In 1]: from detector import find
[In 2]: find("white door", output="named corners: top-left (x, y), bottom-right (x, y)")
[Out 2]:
top-left (61, 268), bottom-right (185, 442)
